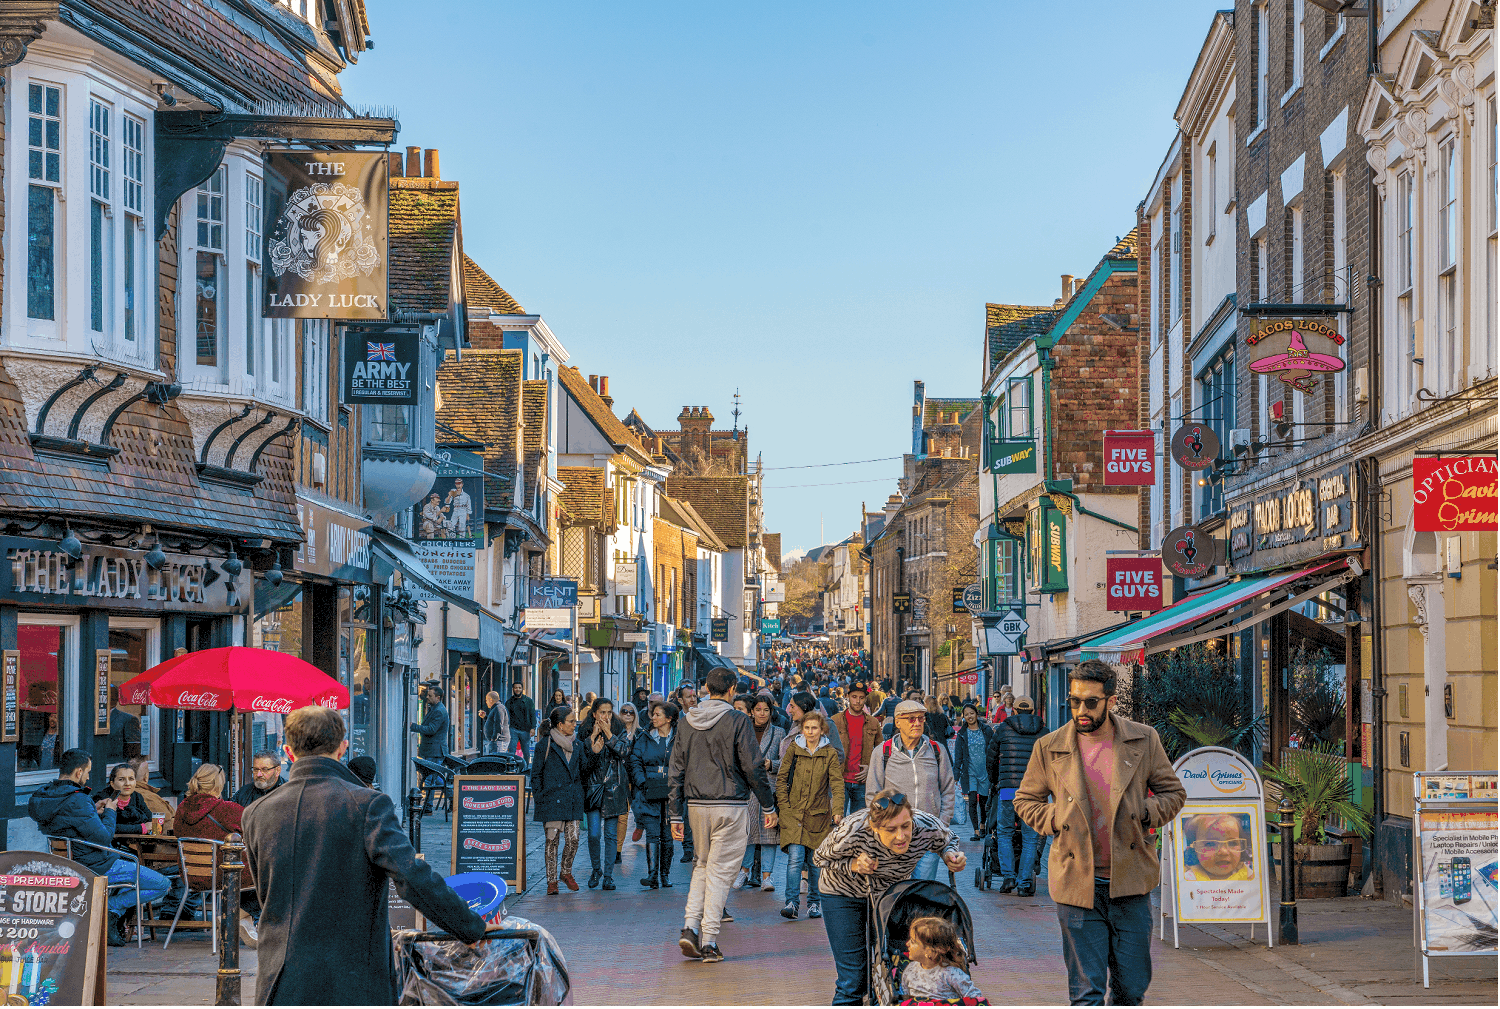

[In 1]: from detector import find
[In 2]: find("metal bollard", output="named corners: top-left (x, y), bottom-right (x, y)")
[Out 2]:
top-left (1278, 797), bottom-right (1298, 945)
top-left (216, 833), bottom-right (245, 1006)
top-left (408, 787), bottom-right (424, 852)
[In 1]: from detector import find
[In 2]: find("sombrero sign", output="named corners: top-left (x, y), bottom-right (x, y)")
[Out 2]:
top-left (1247, 318), bottom-right (1345, 393)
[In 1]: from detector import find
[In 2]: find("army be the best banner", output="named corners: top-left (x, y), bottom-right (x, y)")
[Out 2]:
top-left (262, 150), bottom-right (387, 319)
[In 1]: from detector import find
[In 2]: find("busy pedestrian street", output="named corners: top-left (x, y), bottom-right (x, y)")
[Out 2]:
top-left (0, 0), bottom-right (1496, 1006)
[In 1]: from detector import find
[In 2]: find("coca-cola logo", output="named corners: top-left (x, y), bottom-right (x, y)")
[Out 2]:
top-left (462, 796), bottom-right (515, 810)
top-left (249, 696), bottom-right (294, 714)
top-left (176, 690), bottom-right (220, 708)
top-left (462, 838), bottom-right (511, 852)
top-left (317, 696), bottom-right (339, 709)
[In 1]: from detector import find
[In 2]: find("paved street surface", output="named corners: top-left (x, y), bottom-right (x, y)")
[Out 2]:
top-left (110, 815), bottom-right (1495, 1005)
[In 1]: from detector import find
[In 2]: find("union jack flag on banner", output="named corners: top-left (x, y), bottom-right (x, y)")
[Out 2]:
top-left (367, 342), bottom-right (397, 361)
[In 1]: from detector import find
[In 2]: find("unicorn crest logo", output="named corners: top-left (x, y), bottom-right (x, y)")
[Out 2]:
top-left (268, 181), bottom-right (380, 285)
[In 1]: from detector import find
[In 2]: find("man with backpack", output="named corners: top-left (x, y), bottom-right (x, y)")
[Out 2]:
top-left (986, 695), bottom-right (1047, 895)
top-left (864, 698), bottom-right (955, 879)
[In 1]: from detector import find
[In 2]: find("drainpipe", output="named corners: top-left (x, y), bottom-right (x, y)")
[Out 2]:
top-left (1044, 482), bottom-right (1140, 535)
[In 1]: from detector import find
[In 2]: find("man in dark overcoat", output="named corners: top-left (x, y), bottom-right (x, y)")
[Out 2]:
top-left (244, 706), bottom-right (486, 1005)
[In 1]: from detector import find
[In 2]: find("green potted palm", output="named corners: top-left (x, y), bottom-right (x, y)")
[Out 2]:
top-left (1262, 746), bottom-right (1371, 898)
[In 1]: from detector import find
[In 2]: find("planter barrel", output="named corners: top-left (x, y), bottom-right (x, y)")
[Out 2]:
top-left (1271, 841), bottom-right (1353, 898)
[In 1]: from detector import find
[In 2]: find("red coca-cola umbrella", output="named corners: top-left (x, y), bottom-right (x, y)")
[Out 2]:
top-left (117, 647), bottom-right (349, 713)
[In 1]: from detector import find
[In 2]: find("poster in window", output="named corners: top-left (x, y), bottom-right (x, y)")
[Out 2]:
top-left (1171, 804), bottom-right (1267, 923)
top-left (93, 650), bottom-right (110, 736)
top-left (2, 650), bottom-right (18, 743)
top-left (262, 150), bottom-right (387, 320)
top-left (1418, 806), bottom-right (1498, 953)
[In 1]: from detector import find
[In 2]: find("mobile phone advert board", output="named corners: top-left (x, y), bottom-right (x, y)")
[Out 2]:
top-left (1413, 771), bottom-right (1497, 988)
top-left (0, 849), bottom-right (108, 1005)
top-left (1161, 746), bottom-right (1272, 948)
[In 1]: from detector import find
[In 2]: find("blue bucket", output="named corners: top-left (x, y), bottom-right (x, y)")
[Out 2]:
top-left (445, 872), bottom-right (508, 922)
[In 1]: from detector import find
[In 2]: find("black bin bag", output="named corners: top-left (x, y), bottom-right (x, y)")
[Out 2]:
top-left (394, 915), bottom-right (570, 1005)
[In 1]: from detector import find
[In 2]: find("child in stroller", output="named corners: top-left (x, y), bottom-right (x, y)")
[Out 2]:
top-left (870, 879), bottom-right (987, 1006)
top-left (902, 917), bottom-right (986, 1004)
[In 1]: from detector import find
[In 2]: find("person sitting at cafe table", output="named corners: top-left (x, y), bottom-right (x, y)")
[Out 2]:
top-left (174, 764), bottom-right (246, 841)
top-left (349, 755), bottom-right (378, 788)
top-left (233, 750), bottom-right (287, 807)
top-left (28, 747), bottom-right (172, 947)
top-left (126, 755), bottom-right (176, 831)
top-left (104, 763), bottom-right (154, 837)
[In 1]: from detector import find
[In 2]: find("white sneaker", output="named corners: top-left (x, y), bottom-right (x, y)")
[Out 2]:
top-left (238, 912), bottom-right (258, 950)
top-left (760, 872), bottom-right (775, 891)
top-left (732, 868), bottom-right (750, 890)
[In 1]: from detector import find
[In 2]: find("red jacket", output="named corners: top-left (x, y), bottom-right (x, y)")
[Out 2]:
top-left (174, 794), bottom-right (245, 841)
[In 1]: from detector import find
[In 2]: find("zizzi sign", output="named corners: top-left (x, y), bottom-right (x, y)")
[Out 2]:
top-left (1412, 457), bottom-right (1498, 532)
top-left (0, 538), bottom-right (235, 612)
top-left (1103, 430), bottom-right (1156, 486)
top-left (341, 330), bottom-right (419, 405)
top-left (262, 150), bottom-right (387, 319)
top-left (1105, 557), bottom-right (1164, 612)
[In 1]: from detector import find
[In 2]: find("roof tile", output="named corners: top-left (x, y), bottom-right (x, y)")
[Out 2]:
top-left (436, 350), bottom-right (522, 508)
top-left (462, 255), bottom-right (526, 314)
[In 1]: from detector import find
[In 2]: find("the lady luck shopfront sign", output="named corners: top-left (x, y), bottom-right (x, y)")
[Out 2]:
top-left (0, 538), bottom-right (238, 612)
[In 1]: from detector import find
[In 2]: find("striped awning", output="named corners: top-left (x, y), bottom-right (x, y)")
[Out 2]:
top-left (1074, 558), bottom-right (1357, 665)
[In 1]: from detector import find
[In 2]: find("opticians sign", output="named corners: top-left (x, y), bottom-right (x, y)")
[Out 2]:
top-left (1412, 457), bottom-right (1498, 532)
top-left (1103, 430), bottom-right (1157, 486)
top-left (262, 150), bottom-right (387, 319)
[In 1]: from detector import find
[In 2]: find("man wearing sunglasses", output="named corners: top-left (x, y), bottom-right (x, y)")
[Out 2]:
top-left (1013, 660), bottom-right (1184, 1006)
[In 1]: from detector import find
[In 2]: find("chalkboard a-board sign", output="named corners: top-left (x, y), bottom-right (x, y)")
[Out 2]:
top-left (0, 849), bottom-right (109, 1005)
top-left (451, 775), bottom-right (526, 891)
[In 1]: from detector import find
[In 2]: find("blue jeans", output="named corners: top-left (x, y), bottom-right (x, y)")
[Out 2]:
top-left (914, 850), bottom-right (941, 880)
top-left (740, 843), bottom-right (776, 871)
top-left (843, 780), bottom-right (865, 815)
top-left (107, 859), bottom-right (172, 915)
top-left (585, 810), bottom-right (618, 878)
top-left (819, 893), bottom-right (870, 1004)
top-left (997, 798), bottom-right (1040, 884)
top-left (1057, 881), bottom-right (1153, 1005)
top-left (782, 843), bottom-right (822, 904)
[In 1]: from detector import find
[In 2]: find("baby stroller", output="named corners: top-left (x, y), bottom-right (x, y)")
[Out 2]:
top-left (973, 798), bottom-right (1044, 891)
top-left (869, 877), bottom-right (978, 1006)
top-left (393, 915), bottom-right (571, 1005)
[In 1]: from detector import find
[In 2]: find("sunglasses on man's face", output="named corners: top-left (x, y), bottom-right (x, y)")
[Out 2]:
top-left (1067, 696), bottom-right (1108, 711)
top-left (872, 793), bottom-right (908, 811)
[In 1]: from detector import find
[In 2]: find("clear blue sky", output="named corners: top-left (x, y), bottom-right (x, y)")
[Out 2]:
top-left (354, 1), bottom-right (1218, 557)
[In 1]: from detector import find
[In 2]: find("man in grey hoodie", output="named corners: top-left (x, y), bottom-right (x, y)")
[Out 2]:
top-left (668, 666), bottom-right (776, 964)
top-left (865, 698), bottom-right (956, 880)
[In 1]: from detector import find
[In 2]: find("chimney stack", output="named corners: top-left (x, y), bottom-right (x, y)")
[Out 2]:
top-left (1061, 274), bottom-right (1074, 301)
top-left (423, 148), bottom-right (440, 180)
top-left (588, 375), bottom-right (599, 393)
top-left (388, 151), bottom-right (404, 177)
top-left (405, 146), bottom-right (421, 178)
top-left (597, 376), bottom-right (612, 407)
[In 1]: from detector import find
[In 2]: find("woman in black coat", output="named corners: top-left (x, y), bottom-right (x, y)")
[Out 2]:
top-left (577, 697), bottom-right (630, 890)
top-left (532, 705), bottom-right (585, 895)
top-left (629, 699), bottom-right (678, 889)
top-left (953, 703), bottom-right (995, 840)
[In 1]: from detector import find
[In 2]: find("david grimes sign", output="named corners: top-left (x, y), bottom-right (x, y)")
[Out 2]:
top-left (341, 329), bottom-right (419, 405)
top-left (451, 775), bottom-right (526, 890)
top-left (1412, 457), bottom-right (1498, 532)
top-left (262, 150), bottom-right (387, 319)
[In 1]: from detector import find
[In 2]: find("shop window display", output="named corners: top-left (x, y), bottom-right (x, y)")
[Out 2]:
top-left (17, 624), bottom-right (67, 774)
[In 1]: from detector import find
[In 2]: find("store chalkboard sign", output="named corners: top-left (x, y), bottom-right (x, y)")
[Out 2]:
top-left (0, 850), bottom-right (108, 1005)
top-left (450, 776), bottom-right (525, 891)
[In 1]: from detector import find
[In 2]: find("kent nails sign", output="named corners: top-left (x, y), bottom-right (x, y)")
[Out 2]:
top-left (1412, 457), bottom-right (1498, 532)
top-left (1105, 557), bottom-right (1164, 612)
top-left (1103, 430), bottom-right (1156, 486)
top-left (262, 150), bottom-right (388, 319)
top-left (341, 330), bottom-right (419, 405)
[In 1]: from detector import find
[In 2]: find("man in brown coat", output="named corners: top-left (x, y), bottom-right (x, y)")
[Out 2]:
top-left (1015, 660), bottom-right (1184, 1006)
top-left (830, 681), bottom-right (881, 814)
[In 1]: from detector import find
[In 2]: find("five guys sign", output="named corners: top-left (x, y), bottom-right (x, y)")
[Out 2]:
top-left (1104, 430), bottom-right (1156, 486)
top-left (1106, 557), bottom-right (1165, 613)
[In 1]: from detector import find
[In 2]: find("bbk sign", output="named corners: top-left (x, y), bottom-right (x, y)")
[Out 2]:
top-left (262, 150), bottom-right (388, 320)
top-left (341, 331), bottom-right (419, 405)
top-left (1105, 557), bottom-right (1165, 613)
top-left (1103, 430), bottom-right (1156, 486)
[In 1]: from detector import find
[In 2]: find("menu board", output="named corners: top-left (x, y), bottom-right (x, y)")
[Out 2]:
top-left (0, 850), bottom-right (107, 1005)
top-left (92, 650), bottom-right (110, 736)
top-left (450, 775), bottom-right (525, 890)
top-left (2, 650), bottom-right (18, 744)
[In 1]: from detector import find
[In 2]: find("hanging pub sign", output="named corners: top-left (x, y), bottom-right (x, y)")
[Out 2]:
top-left (1247, 318), bottom-right (1345, 392)
top-left (988, 440), bottom-right (1037, 475)
top-left (1412, 457), bottom-right (1498, 532)
top-left (1162, 523), bottom-right (1215, 579)
top-left (892, 593), bottom-right (912, 614)
top-left (1105, 556), bottom-right (1165, 613)
top-left (416, 449), bottom-right (484, 544)
top-left (341, 328), bottom-right (420, 405)
top-left (262, 150), bottom-right (387, 319)
top-left (1170, 424), bottom-right (1220, 472)
top-left (710, 617), bottom-right (729, 642)
top-left (1103, 430), bottom-right (1157, 486)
